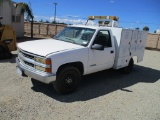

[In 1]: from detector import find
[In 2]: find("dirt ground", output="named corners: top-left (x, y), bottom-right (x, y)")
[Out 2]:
top-left (0, 44), bottom-right (160, 120)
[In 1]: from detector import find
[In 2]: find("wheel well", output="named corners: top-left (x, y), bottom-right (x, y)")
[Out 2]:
top-left (57, 62), bottom-right (84, 75)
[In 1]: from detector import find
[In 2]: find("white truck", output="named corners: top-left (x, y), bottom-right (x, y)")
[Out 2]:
top-left (16, 16), bottom-right (148, 94)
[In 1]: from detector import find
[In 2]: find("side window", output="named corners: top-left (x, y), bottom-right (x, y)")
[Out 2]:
top-left (93, 30), bottom-right (112, 47)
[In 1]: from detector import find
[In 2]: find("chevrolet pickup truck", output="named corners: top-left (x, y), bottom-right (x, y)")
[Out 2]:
top-left (16, 25), bottom-right (147, 94)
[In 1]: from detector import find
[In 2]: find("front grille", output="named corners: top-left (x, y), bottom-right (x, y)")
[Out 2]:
top-left (18, 49), bottom-right (47, 72)
top-left (24, 61), bottom-right (34, 67)
top-left (18, 49), bottom-right (36, 69)
top-left (21, 52), bottom-right (34, 59)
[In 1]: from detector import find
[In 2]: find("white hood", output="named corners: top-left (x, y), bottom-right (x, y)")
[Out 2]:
top-left (18, 39), bottom-right (84, 56)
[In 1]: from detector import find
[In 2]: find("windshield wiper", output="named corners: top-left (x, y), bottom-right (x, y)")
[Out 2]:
top-left (65, 38), bottom-right (76, 44)
top-left (54, 38), bottom-right (60, 40)
top-left (54, 38), bottom-right (63, 42)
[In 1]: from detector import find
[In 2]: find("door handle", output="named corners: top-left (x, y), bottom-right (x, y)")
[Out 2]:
top-left (111, 50), bottom-right (114, 53)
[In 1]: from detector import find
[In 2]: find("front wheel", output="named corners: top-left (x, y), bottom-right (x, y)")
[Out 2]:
top-left (53, 66), bottom-right (81, 94)
top-left (121, 58), bottom-right (134, 74)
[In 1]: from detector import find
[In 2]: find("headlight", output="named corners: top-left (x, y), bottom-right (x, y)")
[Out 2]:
top-left (35, 57), bottom-right (45, 64)
top-left (35, 65), bottom-right (45, 72)
top-left (35, 57), bottom-right (52, 73)
top-left (35, 57), bottom-right (51, 65)
top-left (35, 65), bottom-right (52, 73)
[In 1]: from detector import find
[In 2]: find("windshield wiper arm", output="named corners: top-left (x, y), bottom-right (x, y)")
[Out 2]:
top-left (65, 38), bottom-right (76, 44)
top-left (54, 38), bottom-right (61, 40)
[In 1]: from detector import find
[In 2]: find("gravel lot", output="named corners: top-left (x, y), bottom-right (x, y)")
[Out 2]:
top-left (0, 49), bottom-right (160, 120)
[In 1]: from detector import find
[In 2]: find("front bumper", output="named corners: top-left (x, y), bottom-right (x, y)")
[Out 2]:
top-left (16, 57), bottom-right (56, 84)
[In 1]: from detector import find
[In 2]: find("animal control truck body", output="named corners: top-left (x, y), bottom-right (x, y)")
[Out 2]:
top-left (16, 16), bottom-right (148, 94)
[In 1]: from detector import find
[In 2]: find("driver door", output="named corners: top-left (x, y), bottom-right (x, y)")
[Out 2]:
top-left (87, 30), bottom-right (115, 74)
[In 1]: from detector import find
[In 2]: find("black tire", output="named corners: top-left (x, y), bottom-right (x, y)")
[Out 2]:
top-left (0, 45), bottom-right (6, 60)
top-left (0, 45), bottom-right (12, 59)
top-left (5, 52), bottom-right (12, 59)
top-left (121, 58), bottom-right (134, 74)
top-left (0, 53), bottom-right (5, 60)
top-left (53, 66), bottom-right (81, 94)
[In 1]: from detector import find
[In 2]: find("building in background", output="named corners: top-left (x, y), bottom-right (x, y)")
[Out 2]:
top-left (0, 0), bottom-right (24, 37)
top-left (156, 29), bottom-right (160, 34)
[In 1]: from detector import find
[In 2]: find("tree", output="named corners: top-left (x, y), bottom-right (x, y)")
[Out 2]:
top-left (39, 19), bottom-right (44, 23)
top-left (135, 27), bottom-right (139, 30)
top-left (51, 21), bottom-right (57, 24)
top-left (45, 20), bottom-right (50, 23)
top-left (18, 2), bottom-right (34, 38)
top-left (143, 26), bottom-right (149, 31)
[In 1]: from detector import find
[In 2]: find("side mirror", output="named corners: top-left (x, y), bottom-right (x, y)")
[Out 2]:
top-left (91, 44), bottom-right (104, 51)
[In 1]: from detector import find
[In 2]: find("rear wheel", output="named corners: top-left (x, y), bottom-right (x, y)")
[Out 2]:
top-left (53, 66), bottom-right (81, 94)
top-left (121, 58), bottom-right (134, 74)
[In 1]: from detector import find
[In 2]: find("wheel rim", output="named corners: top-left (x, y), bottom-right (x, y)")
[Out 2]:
top-left (63, 74), bottom-right (75, 88)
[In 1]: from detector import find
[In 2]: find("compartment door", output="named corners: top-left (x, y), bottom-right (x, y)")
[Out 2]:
top-left (118, 29), bottom-right (132, 57)
top-left (136, 31), bottom-right (148, 62)
top-left (130, 30), bottom-right (138, 56)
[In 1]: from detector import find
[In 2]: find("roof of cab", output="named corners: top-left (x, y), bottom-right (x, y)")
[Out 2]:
top-left (68, 25), bottom-right (99, 29)
top-left (67, 25), bottom-right (117, 31)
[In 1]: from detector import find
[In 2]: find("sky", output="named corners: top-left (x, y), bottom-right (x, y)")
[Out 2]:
top-left (13, 0), bottom-right (160, 33)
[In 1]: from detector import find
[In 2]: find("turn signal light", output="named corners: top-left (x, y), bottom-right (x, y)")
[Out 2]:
top-left (45, 68), bottom-right (52, 73)
top-left (46, 59), bottom-right (51, 65)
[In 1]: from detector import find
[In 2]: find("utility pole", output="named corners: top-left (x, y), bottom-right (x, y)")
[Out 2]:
top-left (54, 2), bottom-right (58, 24)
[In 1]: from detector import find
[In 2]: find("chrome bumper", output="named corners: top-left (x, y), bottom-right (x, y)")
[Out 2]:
top-left (16, 57), bottom-right (56, 84)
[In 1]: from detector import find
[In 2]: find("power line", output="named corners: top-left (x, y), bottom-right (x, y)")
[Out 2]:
top-left (120, 21), bottom-right (160, 25)
top-left (31, 3), bottom-right (53, 6)
top-left (104, 9), bottom-right (159, 13)
top-left (28, 3), bottom-right (159, 13)
top-left (32, 14), bottom-right (160, 26)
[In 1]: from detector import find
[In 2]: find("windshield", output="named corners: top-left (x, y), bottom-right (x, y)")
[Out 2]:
top-left (54, 27), bottom-right (95, 46)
